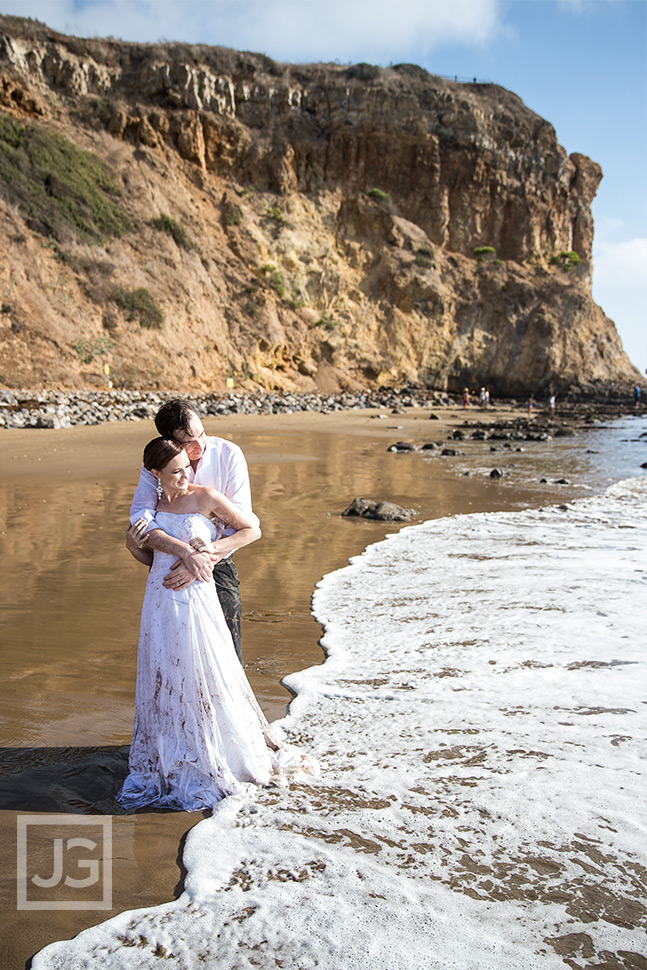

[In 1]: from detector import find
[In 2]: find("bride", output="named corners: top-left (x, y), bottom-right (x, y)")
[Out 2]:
top-left (118, 436), bottom-right (300, 812)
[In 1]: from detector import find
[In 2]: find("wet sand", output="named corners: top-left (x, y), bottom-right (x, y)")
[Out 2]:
top-left (0, 405), bottom-right (596, 968)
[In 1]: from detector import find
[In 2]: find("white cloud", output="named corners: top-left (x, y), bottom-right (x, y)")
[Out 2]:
top-left (592, 236), bottom-right (647, 371)
top-left (594, 237), bottom-right (647, 287)
top-left (2, 0), bottom-right (502, 62)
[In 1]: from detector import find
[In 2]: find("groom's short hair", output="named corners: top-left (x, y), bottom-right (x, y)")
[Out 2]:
top-left (155, 399), bottom-right (199, 438)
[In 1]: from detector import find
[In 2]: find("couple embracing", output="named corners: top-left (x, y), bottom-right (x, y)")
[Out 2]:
top-left (117, 398), bottom-right (310, 812)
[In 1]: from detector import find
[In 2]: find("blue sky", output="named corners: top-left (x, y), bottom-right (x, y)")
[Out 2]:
top-left (2, 0), bottom-right (646, 373)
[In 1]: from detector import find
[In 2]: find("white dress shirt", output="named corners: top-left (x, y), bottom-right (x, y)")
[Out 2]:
top-left (129, 435), bottom-right (253, 540)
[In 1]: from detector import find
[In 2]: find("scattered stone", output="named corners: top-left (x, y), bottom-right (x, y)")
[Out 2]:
top-left (0, 387), bottom-right (635, 435)
top-left (641, 462), bottom-right (647, 469)
top-left (441, 448), bottom-right (457, 456)
top-left (490, 468), bottom-right (503, 478)
top-left (428, 413), bottom-right (439, 420)
top-left (421, 442), bottom-right (437, 450)
top-left (388, 441), bottom-right (417, 452)
top-left (555, 478), bottom-right (569, 484)
top-left (540, 477), bottom-right (548, 483)
top-left (0, 385), bottom-right (444, 431)
top-left (341, 498), bottom-right (416, 521)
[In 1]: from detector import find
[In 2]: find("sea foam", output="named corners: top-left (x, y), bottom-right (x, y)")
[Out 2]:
top-left (33, 478), bottom-right (647, 968)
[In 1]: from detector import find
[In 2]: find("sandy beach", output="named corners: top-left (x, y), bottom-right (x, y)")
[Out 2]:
top-left (0, 403), bottom-right (640, 968)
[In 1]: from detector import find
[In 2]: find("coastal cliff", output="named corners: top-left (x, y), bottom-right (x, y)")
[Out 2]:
top-left (0, 14), bottom-right (640, 396)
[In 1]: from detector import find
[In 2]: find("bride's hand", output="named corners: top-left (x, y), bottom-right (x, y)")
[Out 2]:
top-left (126, 518), bottom-right (148, 550)
top-left (163, 561), bottom-right (196, 589)
top-left (183, 547), bottom-right (217, 583)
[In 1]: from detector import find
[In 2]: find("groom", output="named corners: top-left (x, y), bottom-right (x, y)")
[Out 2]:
top-left (129, 398), bottom-right (254, 664)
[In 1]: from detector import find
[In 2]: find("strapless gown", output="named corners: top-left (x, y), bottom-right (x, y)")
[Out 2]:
top-left (117, 512), bottom-right (296, 812)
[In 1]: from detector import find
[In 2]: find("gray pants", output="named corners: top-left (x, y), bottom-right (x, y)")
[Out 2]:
top-left (213, 558), bottom-right (243, 665)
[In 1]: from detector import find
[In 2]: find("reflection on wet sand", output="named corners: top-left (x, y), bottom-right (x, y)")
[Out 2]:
top-left (0, 408), bottom-right (597, 967)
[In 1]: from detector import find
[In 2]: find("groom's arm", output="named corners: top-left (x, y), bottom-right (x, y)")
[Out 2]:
top-left (209, 442), bottom-right (253, 538)
top-left (127, 465), bottom-right (214, 581)
top-left (144, 528), bottom-right (216, 582)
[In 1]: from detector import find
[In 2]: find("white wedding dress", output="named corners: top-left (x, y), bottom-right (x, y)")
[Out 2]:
top-left (117, 512), bottom-right (300, 812)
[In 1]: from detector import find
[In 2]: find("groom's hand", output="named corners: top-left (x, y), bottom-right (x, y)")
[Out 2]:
top-left (163, 549), bottom-right (215, 588)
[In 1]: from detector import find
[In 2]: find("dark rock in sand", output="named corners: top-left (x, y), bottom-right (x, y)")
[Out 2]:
top-left (641, 462), bottom-right (647, 469)
top-left (490, 468), bottom-right (504, 478)
top-left (428, 413), bottom-right (439, 420)
top-left (555, 478), bottom-right (570, 484)
top-left (388, 441), bottom-right (417, 452)
top-left (341, 498), bottom-right (416, 521)
top-left (441, 448), bottom-right (458, 456)
top-left (421, 442), bottom-right (438, 451)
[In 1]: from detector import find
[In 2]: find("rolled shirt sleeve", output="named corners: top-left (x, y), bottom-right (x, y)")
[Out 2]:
top-left (128, 437), bottom-right (254, 538)
top-left (221, 444), bottom-right (253, 515)
top-left (194, 439), bottom-right (253, 538)
top-left (129, 465), bottom-right (160, 531)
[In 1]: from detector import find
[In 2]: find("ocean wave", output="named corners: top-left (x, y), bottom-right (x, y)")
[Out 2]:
top-left (33, 479), bottom-right (647, 969)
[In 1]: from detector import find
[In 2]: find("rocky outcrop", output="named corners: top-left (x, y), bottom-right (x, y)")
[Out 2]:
top-left (0, 14), bottom-right (640, 397)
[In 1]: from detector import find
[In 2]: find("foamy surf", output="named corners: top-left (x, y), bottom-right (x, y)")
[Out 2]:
top-left (32, 478), bottom-right (647, 969)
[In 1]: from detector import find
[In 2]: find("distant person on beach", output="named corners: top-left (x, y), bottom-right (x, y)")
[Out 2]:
top-left (548, 394), bottom-right (556, 415)
top-left (462, 387), bottom-right (470, 408)
top-left (127, 398), bottom-right (252, 664)
top-left (527, 395), bottom-right (534, 415)
top-left (118, 436), bottom-right (308, 811)
top-left (635, 385), bottom-right (641, 409)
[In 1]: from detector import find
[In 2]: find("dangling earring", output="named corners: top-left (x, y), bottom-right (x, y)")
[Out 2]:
top-left (156, 478), bottom-right (163, 500)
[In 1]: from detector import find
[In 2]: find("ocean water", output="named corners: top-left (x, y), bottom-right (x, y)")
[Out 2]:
top-left (32, 422), bottom-right (647, 969)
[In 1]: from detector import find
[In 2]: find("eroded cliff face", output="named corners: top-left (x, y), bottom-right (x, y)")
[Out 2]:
top-left (0, 15), bottom-right (639, 395)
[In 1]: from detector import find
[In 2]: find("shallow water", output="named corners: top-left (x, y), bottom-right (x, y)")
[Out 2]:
top-left (29, 475), bottom-right (647, 968)
top-left (1, 408), bottom-right (645, 967)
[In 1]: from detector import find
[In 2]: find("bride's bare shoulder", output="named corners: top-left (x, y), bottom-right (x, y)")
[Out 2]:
top-left (191, 485), bottom-right (224, 508)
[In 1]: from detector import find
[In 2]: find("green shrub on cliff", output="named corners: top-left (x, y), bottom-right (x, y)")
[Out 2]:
top-left (367, 187), bottom-right (391, 202)
top-left (109, 286), bottom-right (164, 328)
top-left (0, 114), bottom-right (133, 243)
top-left (550, 250), bottom-right (581, 271)
top-left (315, 313), bottom-right (338, 331)
top-left (150, 214), bottom-right (199, 252)
top-left (260, 264), bottom-right (285, 299)
top-left (473, 246), bottom-right (496, 261)
top-left (72, 335), bottom-right (114, 364)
